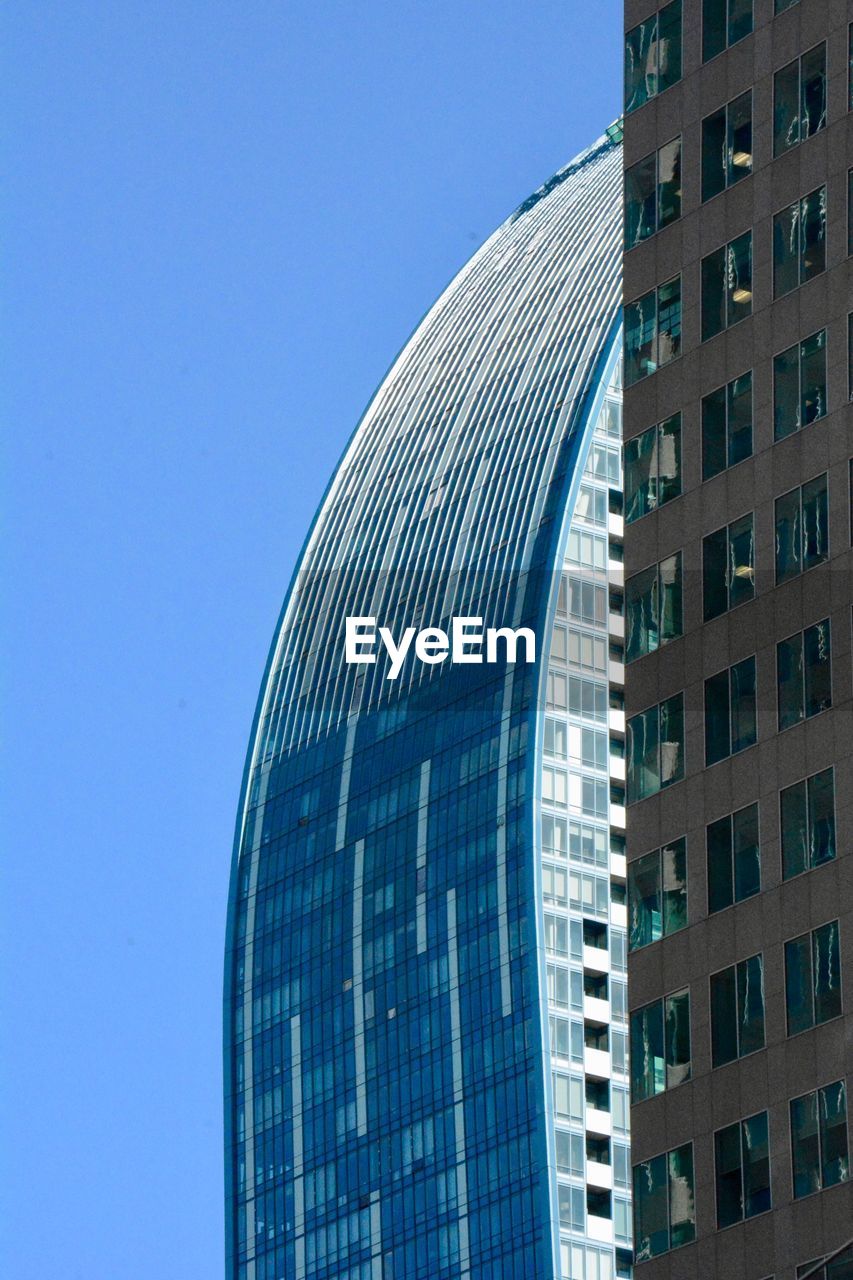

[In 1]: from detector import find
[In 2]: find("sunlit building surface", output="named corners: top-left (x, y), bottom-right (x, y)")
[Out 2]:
top-left (622, 2), bottom-right (852, 1278)
top-left (224, 127), bottom-right (631, 1280)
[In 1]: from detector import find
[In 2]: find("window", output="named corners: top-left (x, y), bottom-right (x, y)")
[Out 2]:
top-left (558, 1183), bottom-right (585, 1232)
top-left (773, 186), bottom-right (826, 297)
top-left (774, 44), bottom-right (827, 156)
top-left (790, 1080), bottom-right (849, 1198)
top-left (774, 330), bottom-right (827, 439)
top-left (625, 0), bottom-right (683, 114)
top-left (703, 0), bottom-right (752, 61)
top-left (630, 989), bottom-right (691, 1102)
top-left (715, 1112), bottom-right (771, 1227)
top-left (785, 920), bottom-right (842, 1036)
top-left (625, 552), bottom-right (682, 662)
top-left (702, 371), bottom-right (752, 479)
top-left (702, 513), bottom-right (754, 620)
top-left (781, 767), bottom-right (836, 879)
top-left (850, 169), bottom-right (853, 257)
top-left (555, 1129), bottom-right (584, 1177)
top-left (628, 838), bottom-right (687, 951)
top-left (705, 656), bottom-right (756, 766)
top-left (702, 232), bottom-right (752, 340)
top-left (777, 618), bottom-right (831, 731)
top-left (775, 474), bottom-right (829, 584)
top-left (566, 576), bottom-right (606, 626)
top-left (633, 1143), bottom-right (696, 1261)
top-left (711, 953), bottom-right (765, 1066)
top-left (624, 414), bottom-right (681, 522)
top-left (702, 91), bottom-right (752, 201)
top-left (625, 276), bottom-right (681, 385)
top-left (625, 137), bottom-right (682, 247)
top-left (707, 802), bottom-right (759, 914)
top-left (627, 693), bottom-right (684, 802)
top-left (775, 0), bottom-right (798, 10)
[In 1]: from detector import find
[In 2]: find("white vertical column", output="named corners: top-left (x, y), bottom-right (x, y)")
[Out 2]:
top-left (416, 759), bottom-right (431, 954)
top-left (446, 888), bottom-right (470, 1276)
top-left (291, 1013), bottom-right (305, 1278)
top-left (496, 675), bottom-right (514, 1017)
top-left (352, 837), bottom-right (368, 1136)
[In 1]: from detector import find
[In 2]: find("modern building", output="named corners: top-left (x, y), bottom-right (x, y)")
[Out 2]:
top-left (224, 129), bottom-right (635, 1280)
top-left (622, 2), bottom-right (852, 1278)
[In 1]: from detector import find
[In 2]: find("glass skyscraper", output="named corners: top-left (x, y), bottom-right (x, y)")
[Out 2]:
top-left (224, 127), bottom-right (627, 1280)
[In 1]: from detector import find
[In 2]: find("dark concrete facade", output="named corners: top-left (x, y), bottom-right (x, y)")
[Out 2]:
top-left (622, 1), bottom-right (853, 1278)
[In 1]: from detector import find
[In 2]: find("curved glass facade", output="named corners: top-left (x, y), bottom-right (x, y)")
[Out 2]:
top-left (225, 129), bottom-right (624, 1280)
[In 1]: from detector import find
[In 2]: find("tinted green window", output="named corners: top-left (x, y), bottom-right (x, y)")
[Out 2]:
top-left (775, 0), bottom-right (798, 10)
top-left (630, 988), bottom-right (691, 1102)
top-left (626, 551), bottom-right (682, 662)
top-left (707, 802), bottom-right (759, 913)
top-left (625, 0), bottom-right (683, 114)
top-left (628, 838), bottom-right (687, 951)
top-left (624, 413), bottom-right (681, 522)
top-left (777, 618), bottom-right (831, 730)
top-left (625, 138), bottom-right (682, 249)
top-left (702, 91), bottom-right (752, 201)
top-left (703, 0), bottom-right (752, 62)
top-left (711, 953), bottom-right (765, 1067)
top-left (791, 1081), bottom-right (850, 1199)
top-left (702, 512), bottom-right (754, 621)
top-left (785, 920), bottom-right (842, 1036)
top-left (774, 329), bottom-right (827, 440)
top-left (705, 656), bottom-right (756, 766)
top-left (774, 186), bottom-right (826, 297)
top-left (774, 44), bottom-right (826, 156)
top-left (781, 767), bottom-right (836, 880)
top-left (627, 693), bottom-right (684, 802)
top-left (633, 1143), bottom-right (695, 1261)
top-left (702, 232), bottom-right (752, 340)
top-left (715, 1112), bottom-right (771, 1228)
top-left (775, 473), bottom-right (828, 583)
top-left (702, 371), bottom-right (752, 479)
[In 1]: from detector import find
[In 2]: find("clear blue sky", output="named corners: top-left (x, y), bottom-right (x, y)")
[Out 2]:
top-left (2, 3), bottom-right (620, 1274)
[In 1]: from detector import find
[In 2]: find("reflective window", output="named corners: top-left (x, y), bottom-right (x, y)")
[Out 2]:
top-left (775, 473), bottom-right (828, 584)
top-left (707, 802), bottom-right (759, 914)
top-left (627, 692), bottom-right (685, 802)
top-left (702, 371), bottom-right (752, 479)
top-left (624, 414), bottom-right (681, 522)
top-left (777, 618), bottom-right (832, 731)
top-left (555, 1129), bottom-right (584, 1175)
top-left (703, 0), bottom-right (752, 61)
top-left (774, 43), bottom-right (826, 157)
top-left (774, 186), bottom-right (826, 297)
top-left (558, 1183), bottom-right (585, 1232)
top-left (781, 767), bottom-right (836, 880)
top-left (711, 953), bottom-right (765, 1066)
top-left (702, 512), bottom-right (754, 621)
top-left (625, 276), bottom-right (682, 384)
top-left (785, 920), bottom-right (842, 1036)
top-left (705, 656), bottom-right (756, 766)
top-left (630, 989), bottom-right (691, 1102)
top-left (626, 552), bottom-right (682, 662)
top-left (774, 329), bottom-right (827, 439)
top-left (625, 1), bottom-right (683, 114)
top-left (702, 91), bottom-right (752, 201)
top-left (702, 232), bottom-right (752, 340)
top-left (625, 137), bottom-right (682, 248)
top-left (628, 838), bottom-right (687, 951)
top-left (791, 1081), bottom-right (850, 1199)
top-left (633, 1143), bottom-right (696, 1260)
top-left (715, 1112), bottom-right (771, 1227)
